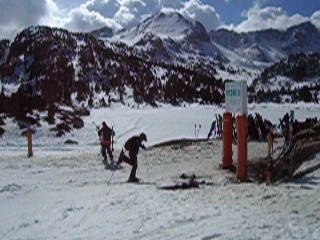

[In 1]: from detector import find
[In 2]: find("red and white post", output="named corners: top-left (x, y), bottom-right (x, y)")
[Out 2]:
top-left (223, 80), bottom-right (248, 182)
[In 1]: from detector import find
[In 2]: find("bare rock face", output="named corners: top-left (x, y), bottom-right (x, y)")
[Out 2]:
top-left (0, 127), bottom-right (4, 136)
top-left (73, 117), bottom-right (84, 129)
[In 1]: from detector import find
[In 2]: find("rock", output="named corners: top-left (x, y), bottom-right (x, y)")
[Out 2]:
top-left (73, 117), bottom-right (84, 129)
top-left (0, 117), bottom-right (5, 126)
top-left (0, 127), bottom-right (4, 136)
top-left (74, 108), bottom-right (90, 116)
top-left (64, 139), bottom-right (78, 145)
top-left (52, 123), bottom-right (72, 137)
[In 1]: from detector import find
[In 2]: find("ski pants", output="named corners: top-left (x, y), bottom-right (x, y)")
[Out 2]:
top-left (101, 143), bottom-right (113, 162)
top-left (117, 149), bottom-right (138, 179)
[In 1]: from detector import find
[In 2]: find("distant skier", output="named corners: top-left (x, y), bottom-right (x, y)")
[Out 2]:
top-left (215, 114), bottom-right (223, 139)
top-left (116, 132), bottom-right (147, 182)
top-left (98, 121), bottom-right (115, 167)
top-left (207, 120), bottom-right (216, 140)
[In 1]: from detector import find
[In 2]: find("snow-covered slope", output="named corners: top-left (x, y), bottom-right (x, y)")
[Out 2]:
top-left (90, 26), bottom-right (114, 39)
top-left (250, 53), bottom-right (320, 102)
top-left (0, 25), bottom-right (225, 138)
top-left (1, 103), bottom-right (320, 150)
top-left (210, 21), bottom-right (320, 68)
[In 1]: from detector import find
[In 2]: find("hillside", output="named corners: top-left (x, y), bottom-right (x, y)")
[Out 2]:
top-left (251, 53), bottom-right (320, 103)
top-left (0, 26), bottom-right (223, 136)
top-left (1, 13), bottom-right (320, 136)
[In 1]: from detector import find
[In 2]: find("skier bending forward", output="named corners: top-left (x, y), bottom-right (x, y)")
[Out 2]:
top-left (116, 132), bottom-right (147, 182)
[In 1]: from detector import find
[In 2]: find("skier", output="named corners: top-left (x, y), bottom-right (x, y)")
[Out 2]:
top-left (207, 120), bottom-right (216, 140)
top-left (98, 121), bottom-right (115, 167)
top-left (116, 132), bottom-right (147, 182)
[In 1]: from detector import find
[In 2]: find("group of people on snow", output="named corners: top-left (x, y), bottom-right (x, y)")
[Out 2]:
top-left (98, 121), bottom-right (147, 182)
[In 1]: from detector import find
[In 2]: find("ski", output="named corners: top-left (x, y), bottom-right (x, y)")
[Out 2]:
top-left (104, 163), bottom-right (123, 171)
top-left (109, 181), bottom-right (156, 186)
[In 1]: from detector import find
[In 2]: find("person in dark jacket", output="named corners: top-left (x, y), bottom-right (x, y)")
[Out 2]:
top-left (98, 121), bottom-right (115, 166)
top-left (116, 132), bottom-right (147, 182)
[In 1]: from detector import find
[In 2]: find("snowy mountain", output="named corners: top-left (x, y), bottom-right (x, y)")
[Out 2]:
top-left (1, 14), bottom-right (320, 137)
top-left (210, 21), bottom-right (320, 66)
top-left (114, 11), bottom-right (222, 64)
top-left (90, 26), bottom-right (114, 39)
top-left (0, 25), bottom-right (224, 136)
top-left (105, 13), bottom-right (320, 91)
top-left (250, 53), bottom-right (320, 103)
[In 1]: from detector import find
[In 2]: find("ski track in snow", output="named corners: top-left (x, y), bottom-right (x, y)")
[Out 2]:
top-left (0, 140), bottom-right (320, 239)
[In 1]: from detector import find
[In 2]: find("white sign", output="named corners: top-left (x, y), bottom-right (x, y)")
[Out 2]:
top-left (225, 80), bottom-right (247, 114)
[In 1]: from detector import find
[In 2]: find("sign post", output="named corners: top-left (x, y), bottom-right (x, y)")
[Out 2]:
top-left (223, 81), bottom-right (248, 181)
top-left (27, 127), bottom-right (33, 158)
top-left (222, 112), bottom-right (233, 169)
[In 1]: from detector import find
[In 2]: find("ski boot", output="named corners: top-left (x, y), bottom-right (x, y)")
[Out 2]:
top-left (127, 176), bottom-right (140, 183)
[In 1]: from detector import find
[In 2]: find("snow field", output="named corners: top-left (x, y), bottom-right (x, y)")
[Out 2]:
top-left (1, 104), bottom-right (320, 239)
top-left (0, 140), bottom-right (320, 239)
top-left (1, 103), bottom-right (320, 151)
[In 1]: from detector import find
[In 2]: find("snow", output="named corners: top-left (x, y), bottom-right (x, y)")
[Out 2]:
top-left (116, 12), bottom-right (193, 46)
top-left (73, 39), bottom-right (87, 82)
top-left (0, 139), bottom-right (320, 239)
top-left (72, 54), bottom-right (80, 82)
top-left (18, 54), bottom-right (24, 61)
top-left (1, 104), bottom-right (320, 239)
top-left (248, 102), bottom-right (320, 124)
top-left (151, 66), bottom-right (167, 82)
top-left (1, 103), bottom-right (320, 150)
top-left (2, 83), bottom-right (20, 97)
top-left (255, 76), bottom-right (320, 92)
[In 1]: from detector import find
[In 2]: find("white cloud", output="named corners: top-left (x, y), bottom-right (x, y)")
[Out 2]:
top-left (0, 0), bottom-right (60, 39)
top-left (3, 0), bottom-right (316, 40)
top-left (85, 0), bottom-right (120, 18)
top-left (39, 0), bottom-right (64, 27)
top-left (234, 3), bottom-right (309, 32)
top-left (64, 4), bottom-right (121, 32)
top-left (311, 10), bottom-right (320, 30)
top-left (61, 0), bottom-right (222, 33)
top-left (180, 0), bottom-right (222, 31)
top-left (0, 0), bottom-right (223, 39)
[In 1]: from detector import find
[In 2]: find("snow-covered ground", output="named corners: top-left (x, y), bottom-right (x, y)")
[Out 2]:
top-left (1, 103), bottom-right (320, 151)
top-left (1, 103), bottom-right (320, 239)
top-left (0, 140), bottom-right (320, 239)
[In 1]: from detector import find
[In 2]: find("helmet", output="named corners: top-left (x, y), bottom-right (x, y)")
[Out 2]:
top-left (140, 132), bottom-right (147, 142)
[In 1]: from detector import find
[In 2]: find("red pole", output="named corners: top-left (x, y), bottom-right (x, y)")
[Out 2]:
top-left (27, 128), bottom-right (33, 158)
top-left (221, 112), bottom-right (233, 169)
top-left (236, 115), bottom-right (248, 181)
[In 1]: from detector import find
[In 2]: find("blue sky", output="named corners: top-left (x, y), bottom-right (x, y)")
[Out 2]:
top-left (202, 0), bottom-right (320, 24)
top-left (55, 0), bottom-right (320, 25)
top-left (1, 0), bottom-right (320, 39)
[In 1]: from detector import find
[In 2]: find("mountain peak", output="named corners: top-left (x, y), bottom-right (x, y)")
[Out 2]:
top-left (115, 10), bottom-right (207, 45)
top-left (287, 21), bottom-right (318, 32)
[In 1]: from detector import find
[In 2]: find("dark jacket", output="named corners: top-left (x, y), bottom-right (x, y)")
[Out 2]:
top-left (98, 125), bottom-right (114, 142)
top-left (124, 136), bottom-right (146, 155)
